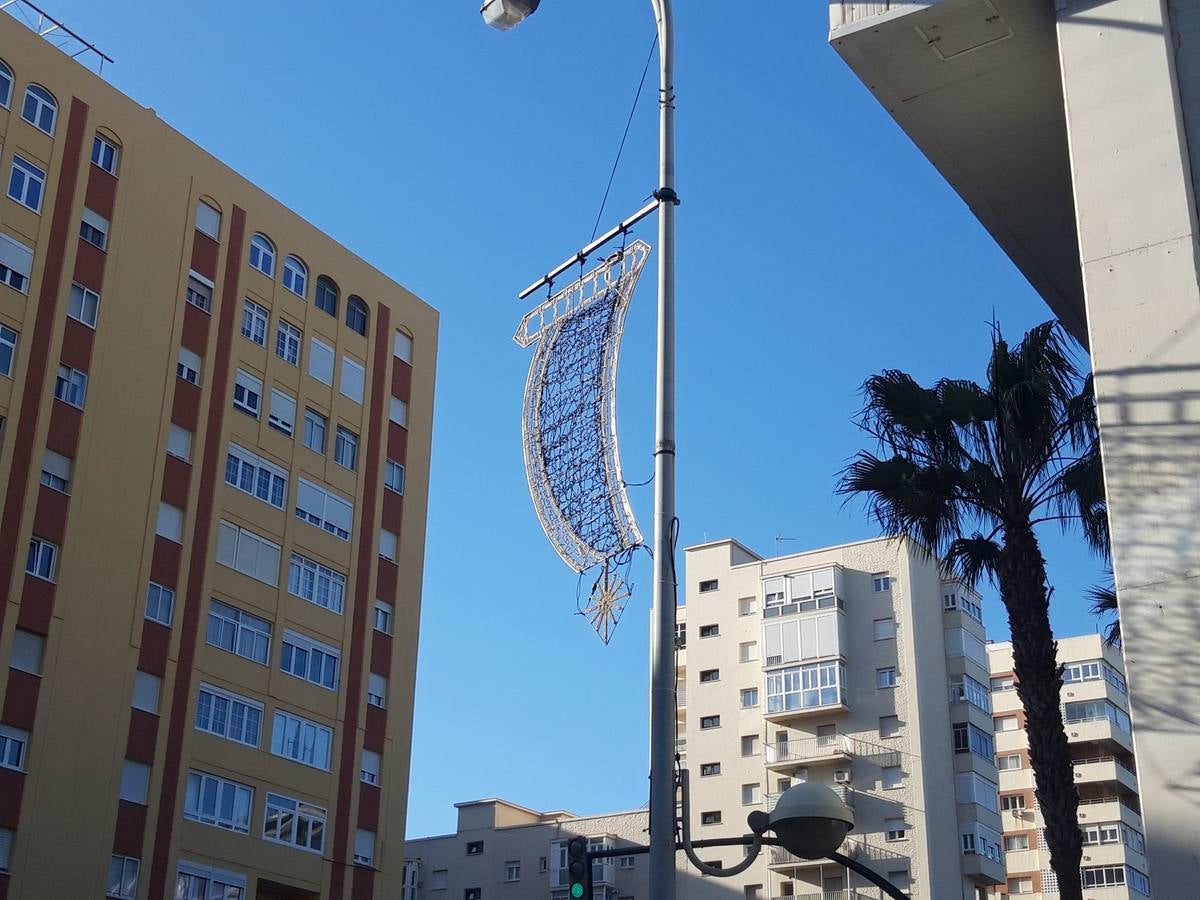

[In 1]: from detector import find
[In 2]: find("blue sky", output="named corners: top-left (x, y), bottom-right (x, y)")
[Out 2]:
top-left (39, 2), bottom-right (1109, 838)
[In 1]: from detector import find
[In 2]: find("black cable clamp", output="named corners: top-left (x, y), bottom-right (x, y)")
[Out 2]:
top-left (653, 187), bottom-right (681, 206)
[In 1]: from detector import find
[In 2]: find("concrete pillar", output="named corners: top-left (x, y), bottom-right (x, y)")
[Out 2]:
top-left (1057, 0), bottom-right (1200, 892)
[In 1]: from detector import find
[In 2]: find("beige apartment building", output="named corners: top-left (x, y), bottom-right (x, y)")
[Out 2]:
top-left (987, 636), bottom-right (1149, 899)
top-left (0, 10), bottom-right (436, 900)
top-left (826, 3), bottom-right (1200, 891)
top-left (678, 536), bottom-right (1003, 899)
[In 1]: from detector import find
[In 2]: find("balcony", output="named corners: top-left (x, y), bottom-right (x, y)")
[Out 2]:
top-left (1073, 756), bottom-right (1139, 794)
top-left (961, 849), bottom-right (1006, 886)
top-left (770, 893), bottom-right (872, 900)
top-left (1077, 796), bottom-right (1142, 827)
top-left (767, 786), bottom-right (853, 814)
top-left (764, 735), bottom-right (854, 770)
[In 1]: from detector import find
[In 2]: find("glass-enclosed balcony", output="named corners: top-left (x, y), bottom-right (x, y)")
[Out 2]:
top-left (762, 566), bottom-right (844, 619)
top-left (764, 660), bottom-right (849, 722)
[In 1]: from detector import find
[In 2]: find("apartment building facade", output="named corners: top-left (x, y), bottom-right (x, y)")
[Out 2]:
top-left (988, 637), bottom-right (1149, 899)
top-left (679, 537), bottom-right (1004, 899)
top-left (0, 14), bottom-right (436, 900)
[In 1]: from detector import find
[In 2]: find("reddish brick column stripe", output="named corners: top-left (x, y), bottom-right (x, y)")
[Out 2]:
top-left (145, 205), bottom-right (245, 900)
top-left (329, 306), bottom-right (391, 900)
top-left (0, 97), bottom-right (88, 633)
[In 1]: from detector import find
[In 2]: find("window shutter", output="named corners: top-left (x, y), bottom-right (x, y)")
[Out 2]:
top-left (0, 234), bottom-right (34, 276)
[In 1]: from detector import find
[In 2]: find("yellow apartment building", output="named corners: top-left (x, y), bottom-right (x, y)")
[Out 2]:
top-left (0, 10), bottom-right (437, 900)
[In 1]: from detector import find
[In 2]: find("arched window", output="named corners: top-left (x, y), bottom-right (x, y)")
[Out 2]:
top-left (249, 233), bottom-right (275, 276)
top-left (22, 84), bottom-right (57, 135)
top-left (283, 255), bottom-right (308, 298)
top-left (0, 60), bottom-right (13, 109)
top-left (346, 296), bottom-right (368, 336)
top-left (91, 130), bottom-right (121, 176)
top-left (315, 276), bottom-right (338, 317)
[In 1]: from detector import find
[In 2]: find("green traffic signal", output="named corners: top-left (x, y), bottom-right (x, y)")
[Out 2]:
top-left (570, 884), bottom-right (584, 899)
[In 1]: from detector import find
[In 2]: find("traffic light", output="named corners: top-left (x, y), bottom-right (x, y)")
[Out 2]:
top-left (566, 836), bottom-right (591, 899)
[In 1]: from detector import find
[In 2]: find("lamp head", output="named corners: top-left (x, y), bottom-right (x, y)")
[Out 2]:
top-left (481, 0), bottom-right (541, 30)
top-left (767, 783), bottom-right (854, 859)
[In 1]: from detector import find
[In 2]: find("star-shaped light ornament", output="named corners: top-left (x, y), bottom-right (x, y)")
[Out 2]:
top-left (581, 560), bottom-right (631, 645)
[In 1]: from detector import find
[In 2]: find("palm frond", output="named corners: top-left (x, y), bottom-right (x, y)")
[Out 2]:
top-left (1088, 581), bottom-right (1121, 646)
top-left (944, 534), bottom-right (1002, 588)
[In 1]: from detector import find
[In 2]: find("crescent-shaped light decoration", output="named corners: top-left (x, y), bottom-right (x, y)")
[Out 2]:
top-left (514, 240), bottom-right (650, 574)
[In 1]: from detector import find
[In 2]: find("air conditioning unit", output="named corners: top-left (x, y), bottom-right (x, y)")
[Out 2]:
top-left (834, 769), bottom-right (852, 784)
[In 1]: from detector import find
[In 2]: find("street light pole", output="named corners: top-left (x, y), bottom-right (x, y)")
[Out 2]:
top-left (646, 1), bottom-right (679, 898)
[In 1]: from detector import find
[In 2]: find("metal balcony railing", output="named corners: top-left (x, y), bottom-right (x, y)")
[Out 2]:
top-left (1072, 755), bottom-right (1137, 775)
top-left (765, 734), bottom-right (853, 765)
top-left (767, 785), bottom-right (853, 813)
top-left (771, 891), bottom-right (873, 900)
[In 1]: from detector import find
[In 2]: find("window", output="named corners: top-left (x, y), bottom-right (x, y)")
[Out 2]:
top-left (26, 536), bottom-right (57, 581)
top-left (741, 783), bottom-right (761, 806)
top-left (1007, 878), bottom-right (1033, 895)
top-left (145, 582), bottom-right (175, 626)
top-left (40, 449), bottom-right (71, 492)
top-left (177, 347), bottom-right (201, 385)
top-left (22, 84), bottom-right (57, 134)
top-left (738, 641), bottom-right (757, 662)
top-left (309, 337), bottom-right (334, 384)
top-left (196, 683), bottom-right (263, 747)
top-left (700, 762), bottom-right (721, 776)
top-left (944, 626), bottom-right (988, 667)
top-left (385, 459), bottom-right (405, 493)
top-left (215, 520), bottom-right (281, 585)
top-left (766, 660), bottom-right (847, 711)
top-left (394, 329), bottom-right (413, 362)
top-left (699, 668), bottom-right (719, 683)
top-left (315, 275), bottom-right (338, 316)
top-left (263, 792), bottom-right (327, 853)
top-left (505, 860), bottom-right (520, 881)
top-left (272, 710), bottom-right (333, 770)
top-left (1127, 866), bottom-right (1151, 895)
top-left (67, 282), bottom-right (101, 327)
top-left (374, 601), bottom-right (394, 634)
top-left (1004, 834), bottom-right (1029, 851)
top-left (8, 155), bottom-right (45, 212)
top-left (738, 596), bottom-right (756, 616)
top-left (184, 771), bottom-right (253, 832)
top-left (700, 811), bottom-right (722, 826)
top-left (1001, 794), bottom-right (1026, 811)
top-left (303, 408), bottom-right (327, 453)
top-left (699, 579), bottom-right (719, 593)
top-left (54, 363), bottom-right (88, 407)
top-left (106, 854), bottom-right (139, 899)
top-left (225, 444), bottom-right (288, 509)
top-left (249, 233), bottom-right (274, 276)
top-left (882, 766), bottom-right (903, 790)
top-left (617, 856), bottom-right (635, 870)
top-left (466, 841), bottom-right (484, 856)
top-left (157, 502), bottom-right (184, 542)
top-left (389, 396), bottom-right (409, 427)
top-left (195, 200), bottom-right (221, 238)
top-left (1081, 823), bottom-right (1120, 846)
top-left (0, 725), bottom-right (28, 771)
top-left (334, 426), bottom-right (358, 470)
top-left (0, 234), bottom-right (33, 293)
top-left (276, 319), bottom-right (301, 365)
top-left (367, 673), bottom-right (387, 708)
top-left (379, 529), bottom-right (398, 563)
top-left (346, 295), bottom-right (368, 335)
top-left (872, 574), bottom-right (891, 592)
top-left (88, 133), bottom-right (122, 175)
top-left (283, 255), bottom-right (307, 297)
top-left (955, 772), bottom-right (1000, 812)
top-left (952, 722), bottom-right (994, 760)
top-left (269, 389), bottom-right (296, 437)
top-left (120, 760), bottom-right (150, 804)
top-left (740, 687), bottom-right (759, 708)
top-left (884, 817), bottom-right (906, 841)
top-left (997, 753), bottom-right (1022, 770)
top-left (361, 749), bottom-right (381, 786)
top-left (877, 667), bottom-right (897, 688)
top-left (281, 630), bottom-right (340, 691)
top-left (431, 869), bottom-right (448, 890)
top-left (675, 622), bottom-right (686, 649)
top-left (232, 369), bottom-right (262, 417)
top-left (464, 891), bottom-right (481, 900)
top-left (0, 59), bottom-right (11, 108)
top-left (206, 599), bottom-right (272, 664)
top-left (1081, 866), bottom-right (1126, 888)
top-left (295, 479), bottom-right (354, 540)
top-left (1064, 699), bottom-right (1132, 731)
top-left (879, 715), bottom-right (900, 738)
top-left (175, 864), bottom-right (246, 900)
top-left (994, 715), bottom-right (1018, 732)
top-left (949, 674), bottom-right (991, 712)
top-left (289, 553), bottom-right (348, 614)
top-left (80, 208), bottom-right (109, 249)
top-left (340, 356), bottom-right (365, 403)
top-left (740, 735), bottom-right (759, 757)
top-left (184, 272), bottom-right (213, 312)
top-left (700, 715), bottom-right (720, 729)
top-left (873, 617), bottom-right (895, 640)
top-left (241, 299), bottom-right (268, 345)
top-left (0, 325), bottom-right (17, 376)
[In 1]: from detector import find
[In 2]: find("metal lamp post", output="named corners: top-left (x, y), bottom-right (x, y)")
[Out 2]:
top-left (482, 1), bottom-right (680, 897)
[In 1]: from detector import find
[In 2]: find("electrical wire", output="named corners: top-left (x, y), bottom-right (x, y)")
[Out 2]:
top-left (590, 32), bottom-right (659, 242)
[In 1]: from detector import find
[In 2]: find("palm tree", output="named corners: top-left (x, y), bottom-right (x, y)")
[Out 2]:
top-left (838, 321), bottom-right (1106, 900)
top-left (1088, 578), bottom-right (1121, 646)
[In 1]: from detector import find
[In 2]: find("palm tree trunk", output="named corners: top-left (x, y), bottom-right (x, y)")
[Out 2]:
top-left (996, 523), bottom-right (1082, 900)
